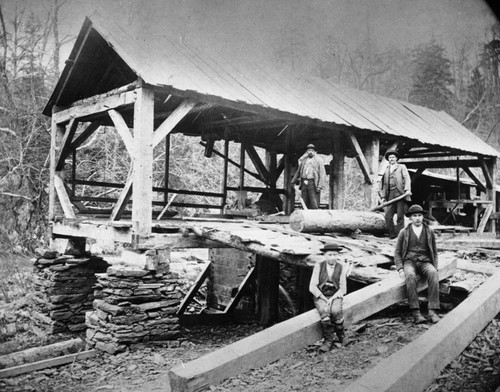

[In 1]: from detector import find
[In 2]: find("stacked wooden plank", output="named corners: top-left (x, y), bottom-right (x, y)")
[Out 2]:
top-left (32, 251), bottom-right (109, 333)
top-left (85, 264), bottom-right (183, 354)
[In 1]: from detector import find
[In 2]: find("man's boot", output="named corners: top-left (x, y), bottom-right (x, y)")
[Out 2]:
top-left (412, 309), bottom-right (426, 325)
top-left (428, 309), bottom-right (441, 324)
top-left (319, 320), bottom-right (335, 352)
top-left (334, 321), bottom-right (345, 345)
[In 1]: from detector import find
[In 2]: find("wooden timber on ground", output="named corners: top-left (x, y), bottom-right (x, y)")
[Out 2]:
top-left (0, 350), bottom-right (95, 378)
top-left (0, 338), bottom-right (85, 370)
top-left (289, 209), bottom-right (386, 235)
top-left (342, 269), bottom-right (500, 392)
top-left (168, 256), bottom-right (456, 392)
top-left (456, 259), bottom-right (498, 276)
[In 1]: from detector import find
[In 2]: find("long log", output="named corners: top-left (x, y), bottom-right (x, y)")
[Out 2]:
top-left (343, 268), bottom-right (500, 392)
top-left (0, 338), bottom-right (85, 369)
top-left (289, 209), bottom-right (386, 234)
top-left (168, 255), bottom-right (456, 392)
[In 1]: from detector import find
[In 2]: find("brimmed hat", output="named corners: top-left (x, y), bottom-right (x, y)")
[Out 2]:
top-left (405, 204), bottom-right (427, 217)
top-left (319, 242), bottom-right (343, 252)
top-left (384, 149), bottom-right (400, 160)
top-left (305, 144), bottom-right (317, 151)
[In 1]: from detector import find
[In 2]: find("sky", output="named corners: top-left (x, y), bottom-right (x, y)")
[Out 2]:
top-left (2, 0), bottom-right (498, 72)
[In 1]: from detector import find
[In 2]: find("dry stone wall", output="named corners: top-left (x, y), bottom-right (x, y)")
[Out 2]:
top-left (32, 250), bottom-right (109, 334)
top-left (85, 264), bottom-right (183, 354)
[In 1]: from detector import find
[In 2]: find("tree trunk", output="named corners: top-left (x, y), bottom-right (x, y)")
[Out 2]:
top-left (289, 209), bottom-right (386, 234)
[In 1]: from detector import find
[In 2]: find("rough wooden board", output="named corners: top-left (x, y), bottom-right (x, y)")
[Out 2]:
top-left (343, 269), bottom-right (500, 392)
top-left (168, 257), bottom-right (456, 392)
top-left (0, 350), bottom-right (95, 378)
top-left (457, 259), bottom-right (497, 276)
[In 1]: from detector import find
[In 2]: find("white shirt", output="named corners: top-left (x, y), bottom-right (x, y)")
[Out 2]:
top-left (412, 224), bottom-right (423, 238)
top-left (326, 263), bottom-right (336, 279)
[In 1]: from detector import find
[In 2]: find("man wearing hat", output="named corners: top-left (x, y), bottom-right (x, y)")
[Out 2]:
top-left (309, 243), bottom-right (347, 351)
top-left (291, 144), bottom-right (327, 209)
top-left (379, 149), bottom-right (411, 238)
top-left (394, 204), bottom-right (441, 324)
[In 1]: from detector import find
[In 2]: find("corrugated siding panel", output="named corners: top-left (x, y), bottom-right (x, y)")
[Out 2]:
top-left (90, 16), bottom-right (499, 157)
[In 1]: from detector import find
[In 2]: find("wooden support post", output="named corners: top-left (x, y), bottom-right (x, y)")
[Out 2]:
top-left (168, 256), bottom-right (456, 392)
top-left (363, 136), bottom-right (379, 210)
top-left (49, 114), bottom-right (65, 221)
top-left (221, 139), bottom-right (229, 213)
top-left (485, 157), bottom-right (497, 233)
top-left (331, 131), bottom-right (345, 209)
top-left (132, 87), bottom-right (154, 237)
top-left (238, 142), bottom-right (246, 210)
top-left (164, 134), bottom-right (170, 204)
top-left (343, 269), bottom-right (500, 392)
top-left (110, 173), bottom-right (133, 221)
top-left (152, 99), bottom-right (197, 148)
top-left (284, 128), bottom-right (295, 215)
top-left (257, 255), bottom-right (280, 326)
top-left (177, 262), bottom-right (211, 316)
top-left (266, 151), bottom-right (277, 189)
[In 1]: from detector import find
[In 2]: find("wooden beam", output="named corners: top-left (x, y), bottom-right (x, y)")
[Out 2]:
top-left (199, 141), bottom-right (261, 181)
top-left (221, 139), bottom-right (229, 212)
top-left (331, 131), bottom-right (345, 209)
top-left (364, 135), bottom-right (379, 209)
top-left (70, 121), bottom-right (101, 150)
top-left (0, 350), bottom-right (95, 378)
top-left (480, 158), bottom-right (493, 189)
top-left (54, 174), bottom-right (76, 219)
top-left (457, 259), bottom-right (497, 276)
top-left (177, 262), bottom-right (212, 315)
top-left (110, 173), bottom-right (133, 221)
top-left (283, 127), bottom-right (295, 214)
top-left (402, 159), bottom-right (482, 170)
top-left (223, 266), bottom-right (256, 313)
top-left (349, 133), bottom-right (373, 185)
top-left (343, 269), bottom-right (500, 392)
top-left (476, 204), bottom-right (493, 234)
top-left (462, 167), bottom-right (486, 193)
top-left (168, 256), bottom-right (456, 392)
top-left (53, 89), bottom-right (137, 124)
top-left (153, 99), bottom-right (197, 148)
top-left (132, 87), bottom-right (154, 236)
top-left (55, 118), bottom-right (78, 171)
top-left (108, 109), bottom-right (134, 155)
top-left (244, 144), bottom-right (269, 184)
top-left (49, 116), bottom-right (65, 221)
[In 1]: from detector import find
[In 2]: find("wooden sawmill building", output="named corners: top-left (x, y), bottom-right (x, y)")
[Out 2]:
top-left (34, 15), bottom-right (500, 391)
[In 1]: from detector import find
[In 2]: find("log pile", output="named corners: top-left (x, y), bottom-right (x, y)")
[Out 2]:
top-left (85, 264), bottom-right (183, 354)
top-left (32, 250), bottom-right (109, 333)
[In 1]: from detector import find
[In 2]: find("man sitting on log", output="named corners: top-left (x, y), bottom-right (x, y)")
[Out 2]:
top-left (309, 243), bottom-right (347, 351)
top-left (379, 149), bottom-right (411, 238)
top-left (292, 144), bottom-right (327, 209)
top-left (394, 204), bottom-right (441, 324)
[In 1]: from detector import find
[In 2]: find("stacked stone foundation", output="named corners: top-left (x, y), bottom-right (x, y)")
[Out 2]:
top-left (85, 265), bottom-right (183, 354)
top-left (32, 251), bottom-right (109, 333)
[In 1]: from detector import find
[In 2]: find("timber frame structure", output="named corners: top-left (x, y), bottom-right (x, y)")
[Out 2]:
top-left (45, 16), bottom-right (500, 249)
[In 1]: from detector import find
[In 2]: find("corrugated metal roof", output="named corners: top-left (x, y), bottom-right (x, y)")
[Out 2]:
top-left (51, 16), bottom-right (500, 158)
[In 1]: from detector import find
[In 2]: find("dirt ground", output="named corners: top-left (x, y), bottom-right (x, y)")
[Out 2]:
top-left (1, 307), bottom-right (499, 392)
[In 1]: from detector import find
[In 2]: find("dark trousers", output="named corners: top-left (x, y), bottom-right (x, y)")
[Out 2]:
top-left (403, 258), bottom-right (440, 310)
top-left (301, 179), bottom-right (320, 209)
top-left (385, 190), bottom-right (407, 237)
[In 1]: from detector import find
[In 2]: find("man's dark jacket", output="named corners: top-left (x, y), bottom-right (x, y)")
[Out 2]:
top-left (394, 223), bottom-right (438, 271)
